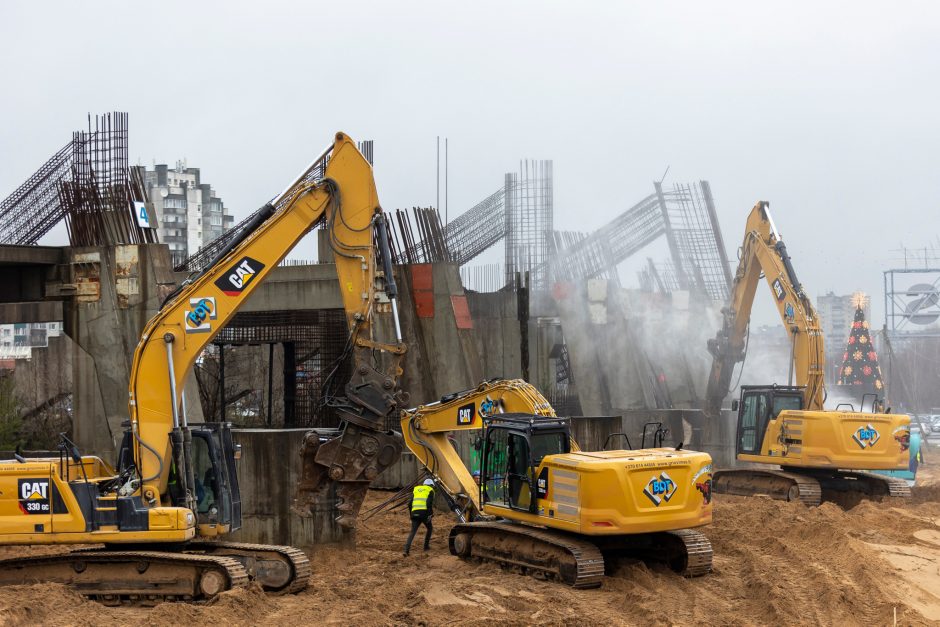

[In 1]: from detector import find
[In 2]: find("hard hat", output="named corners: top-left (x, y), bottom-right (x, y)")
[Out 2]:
top-left (423, 478), bottom-right (435, 486)
top-left (472, 470), bottom-right (481, 477)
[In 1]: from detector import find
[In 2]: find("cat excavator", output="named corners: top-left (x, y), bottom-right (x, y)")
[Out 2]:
top-left (401, 379), bottom-right (714, 588)
top-left (0, 133), bottom-right (406, 603)
top-left (704, 201), bottom-right (911, 505)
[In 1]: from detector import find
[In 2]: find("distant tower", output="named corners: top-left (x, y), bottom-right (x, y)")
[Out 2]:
top-left (138, 162), bottom-right (234, 266)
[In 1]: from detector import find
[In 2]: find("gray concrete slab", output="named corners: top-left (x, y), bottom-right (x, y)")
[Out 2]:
top-left (230, 428), bottom-right (350, 547)
top-left (0, 245), bottom-right (63, 266)
top-left (0, 300), bottom-right (63, 324)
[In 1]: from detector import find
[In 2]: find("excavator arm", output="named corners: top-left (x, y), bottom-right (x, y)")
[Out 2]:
top-left (705, 201), bottom-right (825, 417)
top-left (400, 379), bottom-right (558, 519)
top-left (127, 132), bottom-right (405, 516)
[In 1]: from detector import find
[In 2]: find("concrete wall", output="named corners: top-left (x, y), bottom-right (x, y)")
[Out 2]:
top-left (551, 279), bottom-right (723, 418)
top-left (552, 282), bottom-right (621, 415)
top-left (395, 263), bottom-right (483, 408)
top-left (0, 301), bottom-right (63, 323)
top-left (209, 261), bottom-right (487, 412)
top-left (466, 290), bottom-right (523, 381)
top-left (230, 428), bottom-right (351, 548)
top-left (11, 335), bottom-right (71, 413)
top-left (0, 245), bottom-right (63, 305)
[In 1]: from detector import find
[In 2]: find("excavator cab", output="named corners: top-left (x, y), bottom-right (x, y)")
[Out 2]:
top-left (479, 414), bottom-right (570, 513)
top-left (117, 422), bottom-right (242, 534)
top-left (732, 385), bottom-right (803, 455)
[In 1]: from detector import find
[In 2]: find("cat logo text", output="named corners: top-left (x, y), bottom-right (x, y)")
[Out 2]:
top-left (214, 256), bottom-right (265, 296)
top-left (457, 403), bottom-right (475, 426)
top-left (18, 479), bottom-right (50, 515)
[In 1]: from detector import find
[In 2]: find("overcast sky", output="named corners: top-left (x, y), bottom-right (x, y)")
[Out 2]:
top-left (2, 1), bottom-right (939, 325)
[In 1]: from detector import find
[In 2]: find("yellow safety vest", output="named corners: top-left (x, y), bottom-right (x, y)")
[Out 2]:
top-left (412, 485), bottom-right (433, 512)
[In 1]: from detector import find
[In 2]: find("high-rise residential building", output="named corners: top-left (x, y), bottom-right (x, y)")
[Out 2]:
top-left (138, 161), bottom-right (234, 264)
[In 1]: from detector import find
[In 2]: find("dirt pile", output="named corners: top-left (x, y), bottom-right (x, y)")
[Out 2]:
top-left (1, 488), bottom-right (939, 626)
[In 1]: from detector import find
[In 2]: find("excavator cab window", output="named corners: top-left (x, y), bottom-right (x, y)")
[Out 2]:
top-left (737, 386), bottom-right (804, 455)
top-left (738, 391), bottom-right (769, 454)
top-left (481, 416), bottom-right (570, 514)
top-left (192, 436), bottom-right (218, 515)
top-left (507, 432), bottom-right (533, 511)
top-left (482, 426), bottom-right (537, 512)
top-left (482, 426), bottom-right (510, 507)
top-left (530, 431), bottom-right (568, 465)
top-left (772, 394), bottom-right (802, 418)
top-left (188, 424), bottom-right (241, 529)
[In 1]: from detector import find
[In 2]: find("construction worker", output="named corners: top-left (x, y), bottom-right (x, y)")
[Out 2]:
top-left (404, 478), bottom-right (435, 556)
top-left (473, 470), bottom-right (485, 502)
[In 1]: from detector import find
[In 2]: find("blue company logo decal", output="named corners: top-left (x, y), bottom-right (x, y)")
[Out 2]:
top-left (643, 471), bottom-right (677, 506)
top-left (784, 302), bottom-right (795, 321)
top-left (852, 423), bottom-right (881, 449)
top-left (185, 297), bottom-right (217, 334)
top-left (479, 395), bottom-right (501, 418)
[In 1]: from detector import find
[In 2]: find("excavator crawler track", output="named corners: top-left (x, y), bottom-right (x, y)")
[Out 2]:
top-left (185, 541), bottom-right (310, 594)
top-left (596, 528), bottom-right (713, 578)
top-left (665, 528), bottom-right (714, 577)
top-left (450, 522), bottom-right (605, 588)
top-left (815, 470), bottom-right (913, 501)
top-left (713, 468), bottom-right (823, 506)
top-left (886, 478), bottom-right (913, 498)
top-left (714, 467), bottom-right (912, 506)
top-left (449, 522), bottom-right (712, 587)
top-left (0, 549), bottom-right (248, 605)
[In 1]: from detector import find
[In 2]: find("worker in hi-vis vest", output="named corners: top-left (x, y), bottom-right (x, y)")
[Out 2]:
top-left (404, 478), bottom-right (435, 556)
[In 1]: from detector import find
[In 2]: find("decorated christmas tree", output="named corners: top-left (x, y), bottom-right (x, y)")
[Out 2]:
top-left (836, 292), bottom-right (884, 396)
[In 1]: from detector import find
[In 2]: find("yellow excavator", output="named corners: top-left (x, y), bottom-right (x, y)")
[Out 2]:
top-left (401, 379), bottom-right (714, 588)
top-left (0, 133), bottom-right (407, 603)
top-left (705, 201), bottom-right (911, 505)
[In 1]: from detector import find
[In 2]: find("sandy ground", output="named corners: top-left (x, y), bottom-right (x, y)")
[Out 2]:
top-left (2, 478), bottom-right (940, 626)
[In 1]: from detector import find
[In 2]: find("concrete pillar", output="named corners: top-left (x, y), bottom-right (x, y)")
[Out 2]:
top-left (230, 428), bottom-right (351, 547)
top-left (465, 290), bottom-right (523, 381)
top-left (68, 243), bottom-right (204, 458)
top-left (393, 263), bottom-right (484, 406)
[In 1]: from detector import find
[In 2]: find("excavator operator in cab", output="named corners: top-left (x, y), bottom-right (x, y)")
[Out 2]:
top-left (404, 478), bottom-right (435, 556)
